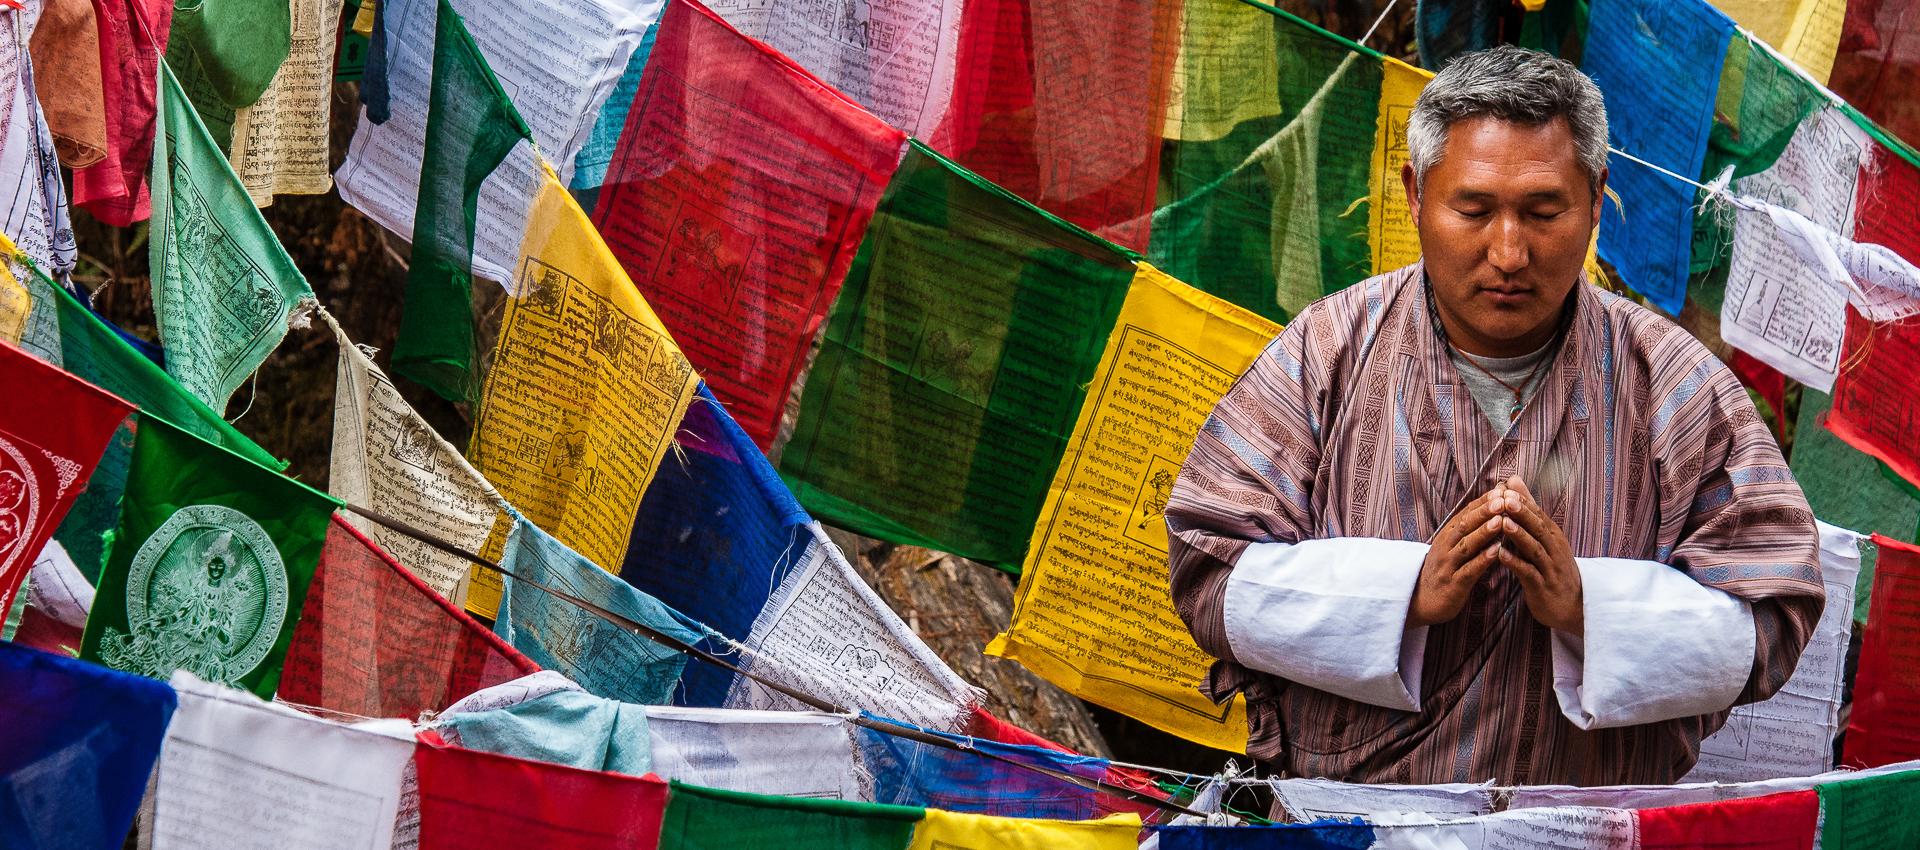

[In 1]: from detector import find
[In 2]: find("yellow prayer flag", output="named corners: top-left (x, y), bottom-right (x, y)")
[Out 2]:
top-left (0, 263), bottom-right (28, 346)
top-left (1370, 55), bottom-right (1431, 275)
top-left (1711, 0), bottom-right (1845, 84)
top-left (1162, 0), bottom-right (1283, 143)
top-left (465, 168), bottom-right (698, 617)
top-left (986, 263), bottom-right (1279, 752)
top-left (908, 810), bottom-right (1142, 850)
top-left (351, 0), bottom-right (376, 36)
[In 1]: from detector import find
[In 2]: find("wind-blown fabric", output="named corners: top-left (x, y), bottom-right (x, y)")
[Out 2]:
top-left (0, 641), bottom-right (176, 849)
top-left (278, 515), bottom-right (539, 718)
top-left (1166, 263), bottom-right (1825, 784)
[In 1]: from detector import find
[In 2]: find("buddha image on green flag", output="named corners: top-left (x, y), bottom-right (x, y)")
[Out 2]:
top-left (150, 61), bottom-right (313, 409)
top-left (81, 414), bottom-right (337, 699)
top-left (392, 0), bottom-right (533, 402)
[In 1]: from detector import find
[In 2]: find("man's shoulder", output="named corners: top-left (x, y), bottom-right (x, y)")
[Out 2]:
top-left (1589, 287), bottom-right (1723, 376)
top-left (1285, 265), bottom-right (1420, 341)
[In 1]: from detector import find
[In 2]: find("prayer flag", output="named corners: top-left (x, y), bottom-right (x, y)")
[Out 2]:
top-left (1375, 807), bottom-right (1635, 849)
top-left (1150, 0), bottom-right (1414, 322)
top-left (566, 5), bottom-right (662, 197)
top-left (703, 0), bottom-right (958, 140)
top-left (10, 541), bottom-right (92, 655)
top-left (327, 311), bottom-right (503, 603)
top-left (153, 672), bottom-right (413, 849)
top-left (858, 713), bottom-right (1147, 821)
top-left (1830, 0), bottom-right (1920, 149)
top-left (1816, 769), bottom-right (1920, 850)
top-left (1825, 149), bottom-right (1920, 491)
top-left (0, 641), bottom-right (175, 850)
top-left (906, 809), bottom-right (1141, 850)
top-left (1581, 0), bottom-right (1734, 314)
top-left (1636, 789), bottom-right (1818, 850)
top-left (226, 0), bottom-right (351, 203)
top-left (278, 515), bottom-right (539, 718)
top-left (28, 0), bottom-right (108, 167)
top-left (591, 0), bottom-right (906, 447)
top-left (781, 142), bottom-right (1134, 568)
top-left (1709, 0), bottom-right (1846, 84)
top-left (467, 168), bottom-right (698, 615)
top-left (1, 11), bottom-right (77, 283)
top-left (1793, 391), bottom-right (1920, 623)
top-left (1155, 822), bottom-right (1377, 850)
top-left (71, 0), bottom-right (174, 226)
top-left (1684, 523), bottom-right (1860, 781)
top-left (80, 414), bottom-right (337, 698)
top-left (657, 781), bottom-right (923, 850)
top-left (150, 61), bottom-right (315, 408)
top-left (494, 512), bottom-right (703, 705)
top-left (645, 705), bottom-right (867, 800)
top-left (1845, 535), bottom-right (1920, 768)
top-left (415, 739), bottom-right (668, 849)
top-left (623, 386), bottom-right (976, 728)
top-left (1712, 106), bottom-right (1867, 390)
top-left (986, 263), bottom-right (1274, 751)
top-left (335, 0), bottom-right (655, 283)
top-left (437, 687), bottom-right (654, 776)
top-left (392, 0), bottom-right (533, 402)
top-left (163, 0), bottom-right (292, 150)
top-left (927, 0), bottom-right (1176, 251)
top-left (0, 340), bottom-right (130, 617)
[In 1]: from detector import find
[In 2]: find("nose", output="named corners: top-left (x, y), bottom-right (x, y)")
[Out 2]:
top-left (1487, 215), bottom-right (1528, 274)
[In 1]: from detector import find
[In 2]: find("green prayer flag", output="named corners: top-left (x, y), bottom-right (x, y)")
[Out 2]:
top-left (1150, 0), bottom-right (1381, 323)
top-left (151, 61), bottom-right (313, 409)
top-left (1687, 37), bottom-right (1826, 311)
top-left (165, 0), bottom-right (294, 151)
top-left (1795, 391), bottom-right (1920, 623)
top-left (657, 781), bottom-right (923, 850)
top-left (1817, 770), bottom-right (1920, 850)
top-left (10, 259), bottom-right (286, 578)
top-left (80, 414), bottom-right (337, 698)
top-left (780, 142), bottom-right (1134, 569)
top-left (392, 0), bottom-right (532, 402)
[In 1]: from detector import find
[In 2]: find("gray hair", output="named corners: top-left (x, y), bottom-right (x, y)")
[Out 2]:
top-left (1406, 45), bottom-right (1609, 194)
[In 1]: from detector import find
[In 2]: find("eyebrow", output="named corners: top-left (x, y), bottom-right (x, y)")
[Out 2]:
top-left (1447, 188), bottom-right (1574, 202)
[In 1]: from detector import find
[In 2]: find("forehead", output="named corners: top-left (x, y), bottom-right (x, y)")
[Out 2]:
top-left (1430, 115), bottom-right (1588, 197)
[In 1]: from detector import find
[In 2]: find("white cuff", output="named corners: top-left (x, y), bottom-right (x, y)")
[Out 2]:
top-left (1550, 557), bottom-right (1755, 730)
top-left (1223, 538), bottom-right (1430, 711)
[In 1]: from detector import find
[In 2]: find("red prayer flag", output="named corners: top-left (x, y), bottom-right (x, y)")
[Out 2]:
top-left (967, 706), bottom-right (1167, 822)
top-left (1845, 534), bottom-right (1920, 767)
top-left (0, 340), bottom-right (132, 616)
top-left (72, 0), bottom-right (175, 226)
top-left (926, 0), bottom-right (1178, 251)
top-left (278, 515), bottom-right (538, 718)
top-left (1827, 148), bottom-right (1920, 490)
top-left (1636, 790), bottom-right (1818, 850)
top-left (414, 736), bottom-right (668, 849)
top-left (1729, 350), bottom-right (1787, 444)
top-left (590, 0), bottom-right (905, 448)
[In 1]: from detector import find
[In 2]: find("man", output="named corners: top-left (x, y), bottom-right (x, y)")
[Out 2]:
top-left (1165, 46), bottom-right (1823, 786)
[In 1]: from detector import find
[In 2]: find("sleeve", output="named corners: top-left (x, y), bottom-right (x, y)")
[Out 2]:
top-left (1546, 354), bottom-right (1823, 729)
top-left (1166, 315), bottom-right (1429, 712)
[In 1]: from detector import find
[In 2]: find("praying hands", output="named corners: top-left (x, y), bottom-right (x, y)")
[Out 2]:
top-left (1410, 476), bottom-right (1583, 634)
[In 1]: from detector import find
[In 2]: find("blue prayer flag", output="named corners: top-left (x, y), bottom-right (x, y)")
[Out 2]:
top-left (0, 642), bottom-right (177, 849)
top-left (1582, 0), bottom-right (1734, 314)
top-left (497, 512), bottom-right (706, 705)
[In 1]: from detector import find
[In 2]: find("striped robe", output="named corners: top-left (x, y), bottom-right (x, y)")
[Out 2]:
top-left (1166, 263), bottom-right (1824, 785)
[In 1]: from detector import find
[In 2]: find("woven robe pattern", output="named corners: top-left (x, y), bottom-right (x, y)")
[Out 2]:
top-left (1166, 262), bottom-right (1825, 785)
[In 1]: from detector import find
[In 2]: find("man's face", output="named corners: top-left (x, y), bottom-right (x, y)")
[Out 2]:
top-left (1402, 115), bottom-right (1603, 357)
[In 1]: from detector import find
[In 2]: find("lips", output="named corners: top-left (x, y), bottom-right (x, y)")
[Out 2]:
top-left (1479, 287), bottom-right (1533, 306)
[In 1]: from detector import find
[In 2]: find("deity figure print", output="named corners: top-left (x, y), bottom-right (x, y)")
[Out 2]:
top-left (99, 505), bottom-right (289, 686)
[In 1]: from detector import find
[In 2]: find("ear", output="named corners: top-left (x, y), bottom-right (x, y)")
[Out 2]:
top-left (1401, 162), bottom-right (1421, 228)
